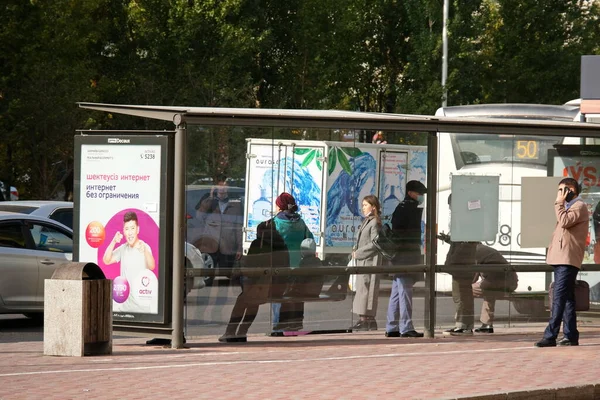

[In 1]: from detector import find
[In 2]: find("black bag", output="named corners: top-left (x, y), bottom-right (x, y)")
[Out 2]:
top-left (548, 279), bottom-right (590, 312)
top-left (372, 223), bottom-right (398, 260)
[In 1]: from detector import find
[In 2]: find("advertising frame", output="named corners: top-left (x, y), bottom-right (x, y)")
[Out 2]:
top-left (73, 132), bottom-right (175, 325)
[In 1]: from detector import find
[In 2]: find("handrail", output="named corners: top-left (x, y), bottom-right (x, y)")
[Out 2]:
top-left (185, 263), bottom-right (600, 278)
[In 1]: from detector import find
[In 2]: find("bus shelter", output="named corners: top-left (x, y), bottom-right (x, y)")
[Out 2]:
top-left (77, 102), bottom-right (600, 348)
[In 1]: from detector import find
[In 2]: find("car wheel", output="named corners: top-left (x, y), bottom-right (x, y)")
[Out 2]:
top-left (202, 253), bottom-right (215, 286)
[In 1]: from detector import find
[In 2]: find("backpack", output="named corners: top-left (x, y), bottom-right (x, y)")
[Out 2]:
top-left (372, 223), bottom-right (398, 260)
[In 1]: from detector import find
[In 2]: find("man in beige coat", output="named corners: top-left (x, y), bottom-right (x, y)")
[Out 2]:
top-left (535, 178), bottom-right (589, 347)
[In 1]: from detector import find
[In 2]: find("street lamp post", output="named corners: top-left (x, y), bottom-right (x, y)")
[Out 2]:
top-left (442, 0), bottom-right (449, 107)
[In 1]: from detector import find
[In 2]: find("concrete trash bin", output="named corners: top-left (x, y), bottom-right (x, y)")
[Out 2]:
top-left (43, 262), bottom-right (112, 356)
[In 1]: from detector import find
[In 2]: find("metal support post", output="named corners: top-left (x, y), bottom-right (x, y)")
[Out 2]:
top-left (172, 118), bottom-right (186, 348)
top-left (424, 131), bottom-right (439, 338)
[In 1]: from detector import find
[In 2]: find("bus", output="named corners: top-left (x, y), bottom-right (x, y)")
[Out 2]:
top-left (434, 103), bottom-right (585, 302)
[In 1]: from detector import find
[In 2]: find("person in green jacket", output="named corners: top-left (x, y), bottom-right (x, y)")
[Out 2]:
top-left (272, 192), bottom-right (314, 331)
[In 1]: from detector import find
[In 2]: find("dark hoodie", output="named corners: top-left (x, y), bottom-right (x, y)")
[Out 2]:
top-left (391, 196), bottom-right (423, 265)
top-left (243, 220), bottom-right (290, 298)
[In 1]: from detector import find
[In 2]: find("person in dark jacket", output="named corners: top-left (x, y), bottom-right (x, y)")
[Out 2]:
top-left (385, 180), bottom-right (427, 338)
top-left (219, 220), bottom-right (289, 343)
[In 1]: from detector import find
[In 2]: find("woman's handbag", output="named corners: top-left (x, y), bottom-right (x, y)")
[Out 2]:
top-left (347, 257), bottom-right (357, 291)
top-left (372, 223), bottom-right (398, 260)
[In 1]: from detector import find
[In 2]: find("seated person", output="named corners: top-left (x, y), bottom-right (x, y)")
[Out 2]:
top-left (275, 238), bottom-right (323, 332)
top-left (219, 220), bottom-right (289, 343)
top-left (472, 244), bottom-right (518, 333)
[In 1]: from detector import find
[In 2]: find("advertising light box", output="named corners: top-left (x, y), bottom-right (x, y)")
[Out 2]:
top-left (74, 134), bottom-right (173, 324)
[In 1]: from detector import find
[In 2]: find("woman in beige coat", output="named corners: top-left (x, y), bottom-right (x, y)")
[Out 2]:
top-left (351, 195), bottom-right (383, 331)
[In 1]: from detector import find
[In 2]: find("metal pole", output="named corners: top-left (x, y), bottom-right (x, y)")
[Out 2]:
top-left (172, 119), bottom-right (186, 349)
top-left (424, 131), bottom-right (439, 338)
top-left (442, 0), bottom-right (449, 107)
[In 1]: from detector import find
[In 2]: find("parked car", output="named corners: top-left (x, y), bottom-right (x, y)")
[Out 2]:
top-left (0, 182), bottom-right (19, 201)
top-left (0, 202), bottom-right (208, 297)
top-left (0, 201), bottom-right (73, 228)
top-left (185, 184), bottom-right (245, 285)
top-left (0, 212), bottom-right (73, 318)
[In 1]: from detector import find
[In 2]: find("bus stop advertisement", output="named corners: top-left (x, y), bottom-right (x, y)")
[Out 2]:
top-left (73, 132), bottom-right (176, 333)
top-left (549, 145), bottom-right (600, 303)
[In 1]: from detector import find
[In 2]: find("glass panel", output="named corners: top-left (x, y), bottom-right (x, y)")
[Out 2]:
top-left (438, 128), bottom-right (600, 333)
top-left (184, 126), bottom-right (430, 341)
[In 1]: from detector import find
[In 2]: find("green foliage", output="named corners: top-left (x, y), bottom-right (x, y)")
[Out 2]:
top-left (1, 0), bottom-right (599, 197)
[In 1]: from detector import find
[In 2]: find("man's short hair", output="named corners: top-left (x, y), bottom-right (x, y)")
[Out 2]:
top-left (123, 211), bottom-right (139, 225)
top-left (215, 174), bottom-right (227, 185)
top-left (559, 177), bottom-right (580, 195)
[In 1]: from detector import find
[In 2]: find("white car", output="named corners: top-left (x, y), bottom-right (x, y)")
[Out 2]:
top-left (0, 212), bottom-right (73, 317)
top-left (0, 201), bottom-right (73, 227)
top-left (0, 201), bottom-right (207, 292)
top-left (0, 182), bottom-right (18, 201)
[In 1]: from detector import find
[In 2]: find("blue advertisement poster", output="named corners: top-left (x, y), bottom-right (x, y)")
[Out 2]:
top-left (245, 141), bottom-right (324, 245)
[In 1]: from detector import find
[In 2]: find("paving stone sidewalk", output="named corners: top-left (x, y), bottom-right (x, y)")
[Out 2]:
top-left (1, 326), bottom-right (600, 400)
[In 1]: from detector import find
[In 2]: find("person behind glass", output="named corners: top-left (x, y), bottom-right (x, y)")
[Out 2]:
top-left (194, 175), bottom-right (242, 272)
top-left (535, 178), bottom-right (589, 347)
top-left (472, 244), bottom-right (518, 334)
top-left (442, 194), bottom-right (478, 337)
top-left (219, 220), bottom-right (290, 343)
top-left (385, 180), bottom-right (427, 338)
top-left (271, 192), bottom-right (314, 331)
top-left (351, 195), bottom-right (383, 331)
top-left (285, 238), bottom-right (324, 299)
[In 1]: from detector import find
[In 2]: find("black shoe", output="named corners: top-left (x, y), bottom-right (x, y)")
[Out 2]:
top-left (474, 324), bottom-right (494, 334)
top-left (351, 320), bottom-right (370, 331)
top-left (534, 338), bottom-right (557, 347)
top-left (285, 323), bottom-right (304, 331)
top-left (443, 328), bottom-right (473, 336)
top-left (352, 320), bottom-right (378, 331)
top-left (146, 337), bottom-right (186, 345)
top-left (557, 337), bottom-right (579, 346)
top-left (401, 330), bottom-right (424, 338)
top-left (385, 331), bottom-right (401, 337)
top-left (218, 335), bottom-right (247, 343)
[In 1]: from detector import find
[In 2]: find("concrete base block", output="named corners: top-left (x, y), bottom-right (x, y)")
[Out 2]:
top-left (44, 279), bottom-right (112, 357)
